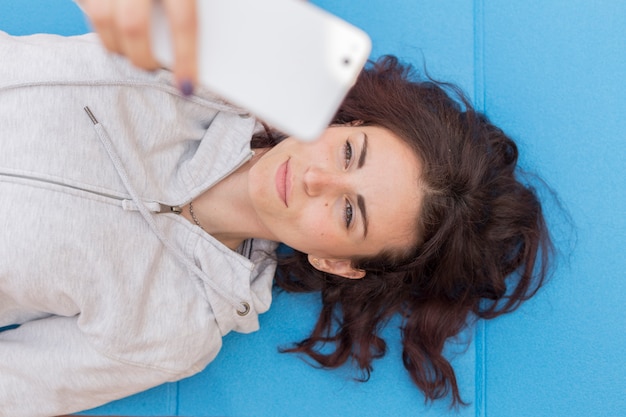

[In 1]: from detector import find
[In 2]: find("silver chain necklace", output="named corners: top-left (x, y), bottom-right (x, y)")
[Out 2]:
top-left (188, 200), bottom-right (205, 231)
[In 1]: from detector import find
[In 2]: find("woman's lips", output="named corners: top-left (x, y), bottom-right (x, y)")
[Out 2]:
top-left (276, 158), bottom-right (290, 207)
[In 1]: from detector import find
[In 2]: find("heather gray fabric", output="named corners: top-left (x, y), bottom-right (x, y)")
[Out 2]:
top-left (0, 32), bottom-right (277, 416)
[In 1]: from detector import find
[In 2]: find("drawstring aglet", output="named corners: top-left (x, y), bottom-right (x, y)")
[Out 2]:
top-left (84, 106), bottom-right (98, 125)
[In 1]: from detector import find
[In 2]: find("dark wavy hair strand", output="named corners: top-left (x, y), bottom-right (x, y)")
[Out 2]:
top-left (268, 56), bottom-right (554, 407)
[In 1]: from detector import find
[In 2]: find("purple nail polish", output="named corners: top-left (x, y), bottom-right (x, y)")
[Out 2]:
top-left (180, 80), bottom-right (194, 97)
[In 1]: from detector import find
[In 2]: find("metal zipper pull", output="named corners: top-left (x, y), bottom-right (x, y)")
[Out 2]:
top-left (158, 204), bottom-right (183, 214)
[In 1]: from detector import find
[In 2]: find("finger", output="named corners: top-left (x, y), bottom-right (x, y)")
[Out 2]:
top-left (162, 0), bottom-right (198, 92)
top-left (114, 0), bottom-right (160, 70)
top-left (83, 0), bottom-right (119, 53)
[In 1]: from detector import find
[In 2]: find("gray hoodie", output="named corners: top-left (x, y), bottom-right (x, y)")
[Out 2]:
top-left (0, 31), bottom-right (277, 416)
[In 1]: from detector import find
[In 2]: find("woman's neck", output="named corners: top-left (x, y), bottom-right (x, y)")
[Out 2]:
top-left (182, 150), bottom-right (272, 250)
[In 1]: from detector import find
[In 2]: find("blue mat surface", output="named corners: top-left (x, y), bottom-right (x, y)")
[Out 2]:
top-left (1, 1), bottom-right (624, 416)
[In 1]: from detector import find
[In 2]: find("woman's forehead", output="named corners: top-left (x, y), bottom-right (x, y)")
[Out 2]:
top-left (357, 129), bottom-right (423, 252)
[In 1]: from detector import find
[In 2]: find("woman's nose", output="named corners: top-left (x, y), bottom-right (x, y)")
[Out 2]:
top-left (303, 166), bottom-right (344, 197)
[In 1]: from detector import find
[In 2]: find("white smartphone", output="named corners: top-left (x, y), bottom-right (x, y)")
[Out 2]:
top-left (151, 0), bottom-right (371, 141)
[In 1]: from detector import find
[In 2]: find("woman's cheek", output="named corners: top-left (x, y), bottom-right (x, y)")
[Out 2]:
top-left (300, 205), bottom-right (330, 237)
top-left (316, 213), bottom-right (343, 241)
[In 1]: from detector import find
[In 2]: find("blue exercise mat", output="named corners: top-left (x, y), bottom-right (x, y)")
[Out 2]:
top-left (0, 1), bottom-right (624, 416)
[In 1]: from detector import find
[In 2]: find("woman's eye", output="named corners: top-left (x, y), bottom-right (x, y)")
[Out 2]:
top-left (344, 199), bottom-right (353, 228)
top-left (343, 140), bottom-right (353, 168)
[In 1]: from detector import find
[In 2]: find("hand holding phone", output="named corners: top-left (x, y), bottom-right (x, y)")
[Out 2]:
top-left (151, 0), bottom-right (371, 141)
top-left (78, 0), bottom-right (197, 83)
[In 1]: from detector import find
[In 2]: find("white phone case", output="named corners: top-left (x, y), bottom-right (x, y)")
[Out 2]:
top-left (151, 0), bottom-right (371, 141)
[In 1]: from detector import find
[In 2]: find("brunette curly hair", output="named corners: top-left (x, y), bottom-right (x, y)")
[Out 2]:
top-left (263, 56), bottom-right (553, 407)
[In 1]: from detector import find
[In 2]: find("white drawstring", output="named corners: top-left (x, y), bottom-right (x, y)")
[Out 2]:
top-left (83, 106), bottom-right (250, 315)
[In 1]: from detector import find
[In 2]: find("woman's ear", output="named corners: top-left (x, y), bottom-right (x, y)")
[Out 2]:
top-left (307, 255), bottom-right (366, 279)
top-left (330, 120), bottom-right (364, 128)
top-left (346, 119), bottom-right (364, 127)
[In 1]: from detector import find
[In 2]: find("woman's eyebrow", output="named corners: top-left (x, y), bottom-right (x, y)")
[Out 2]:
top-left (357, 194), bottom-right (369, 238)
top-left (356, 133), bottom-right (369, 238)
top-left (357, 133), bottom-right (368, 169)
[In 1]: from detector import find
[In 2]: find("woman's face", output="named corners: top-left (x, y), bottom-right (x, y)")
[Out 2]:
top-left (248, 125), bottom-right (423, 278)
